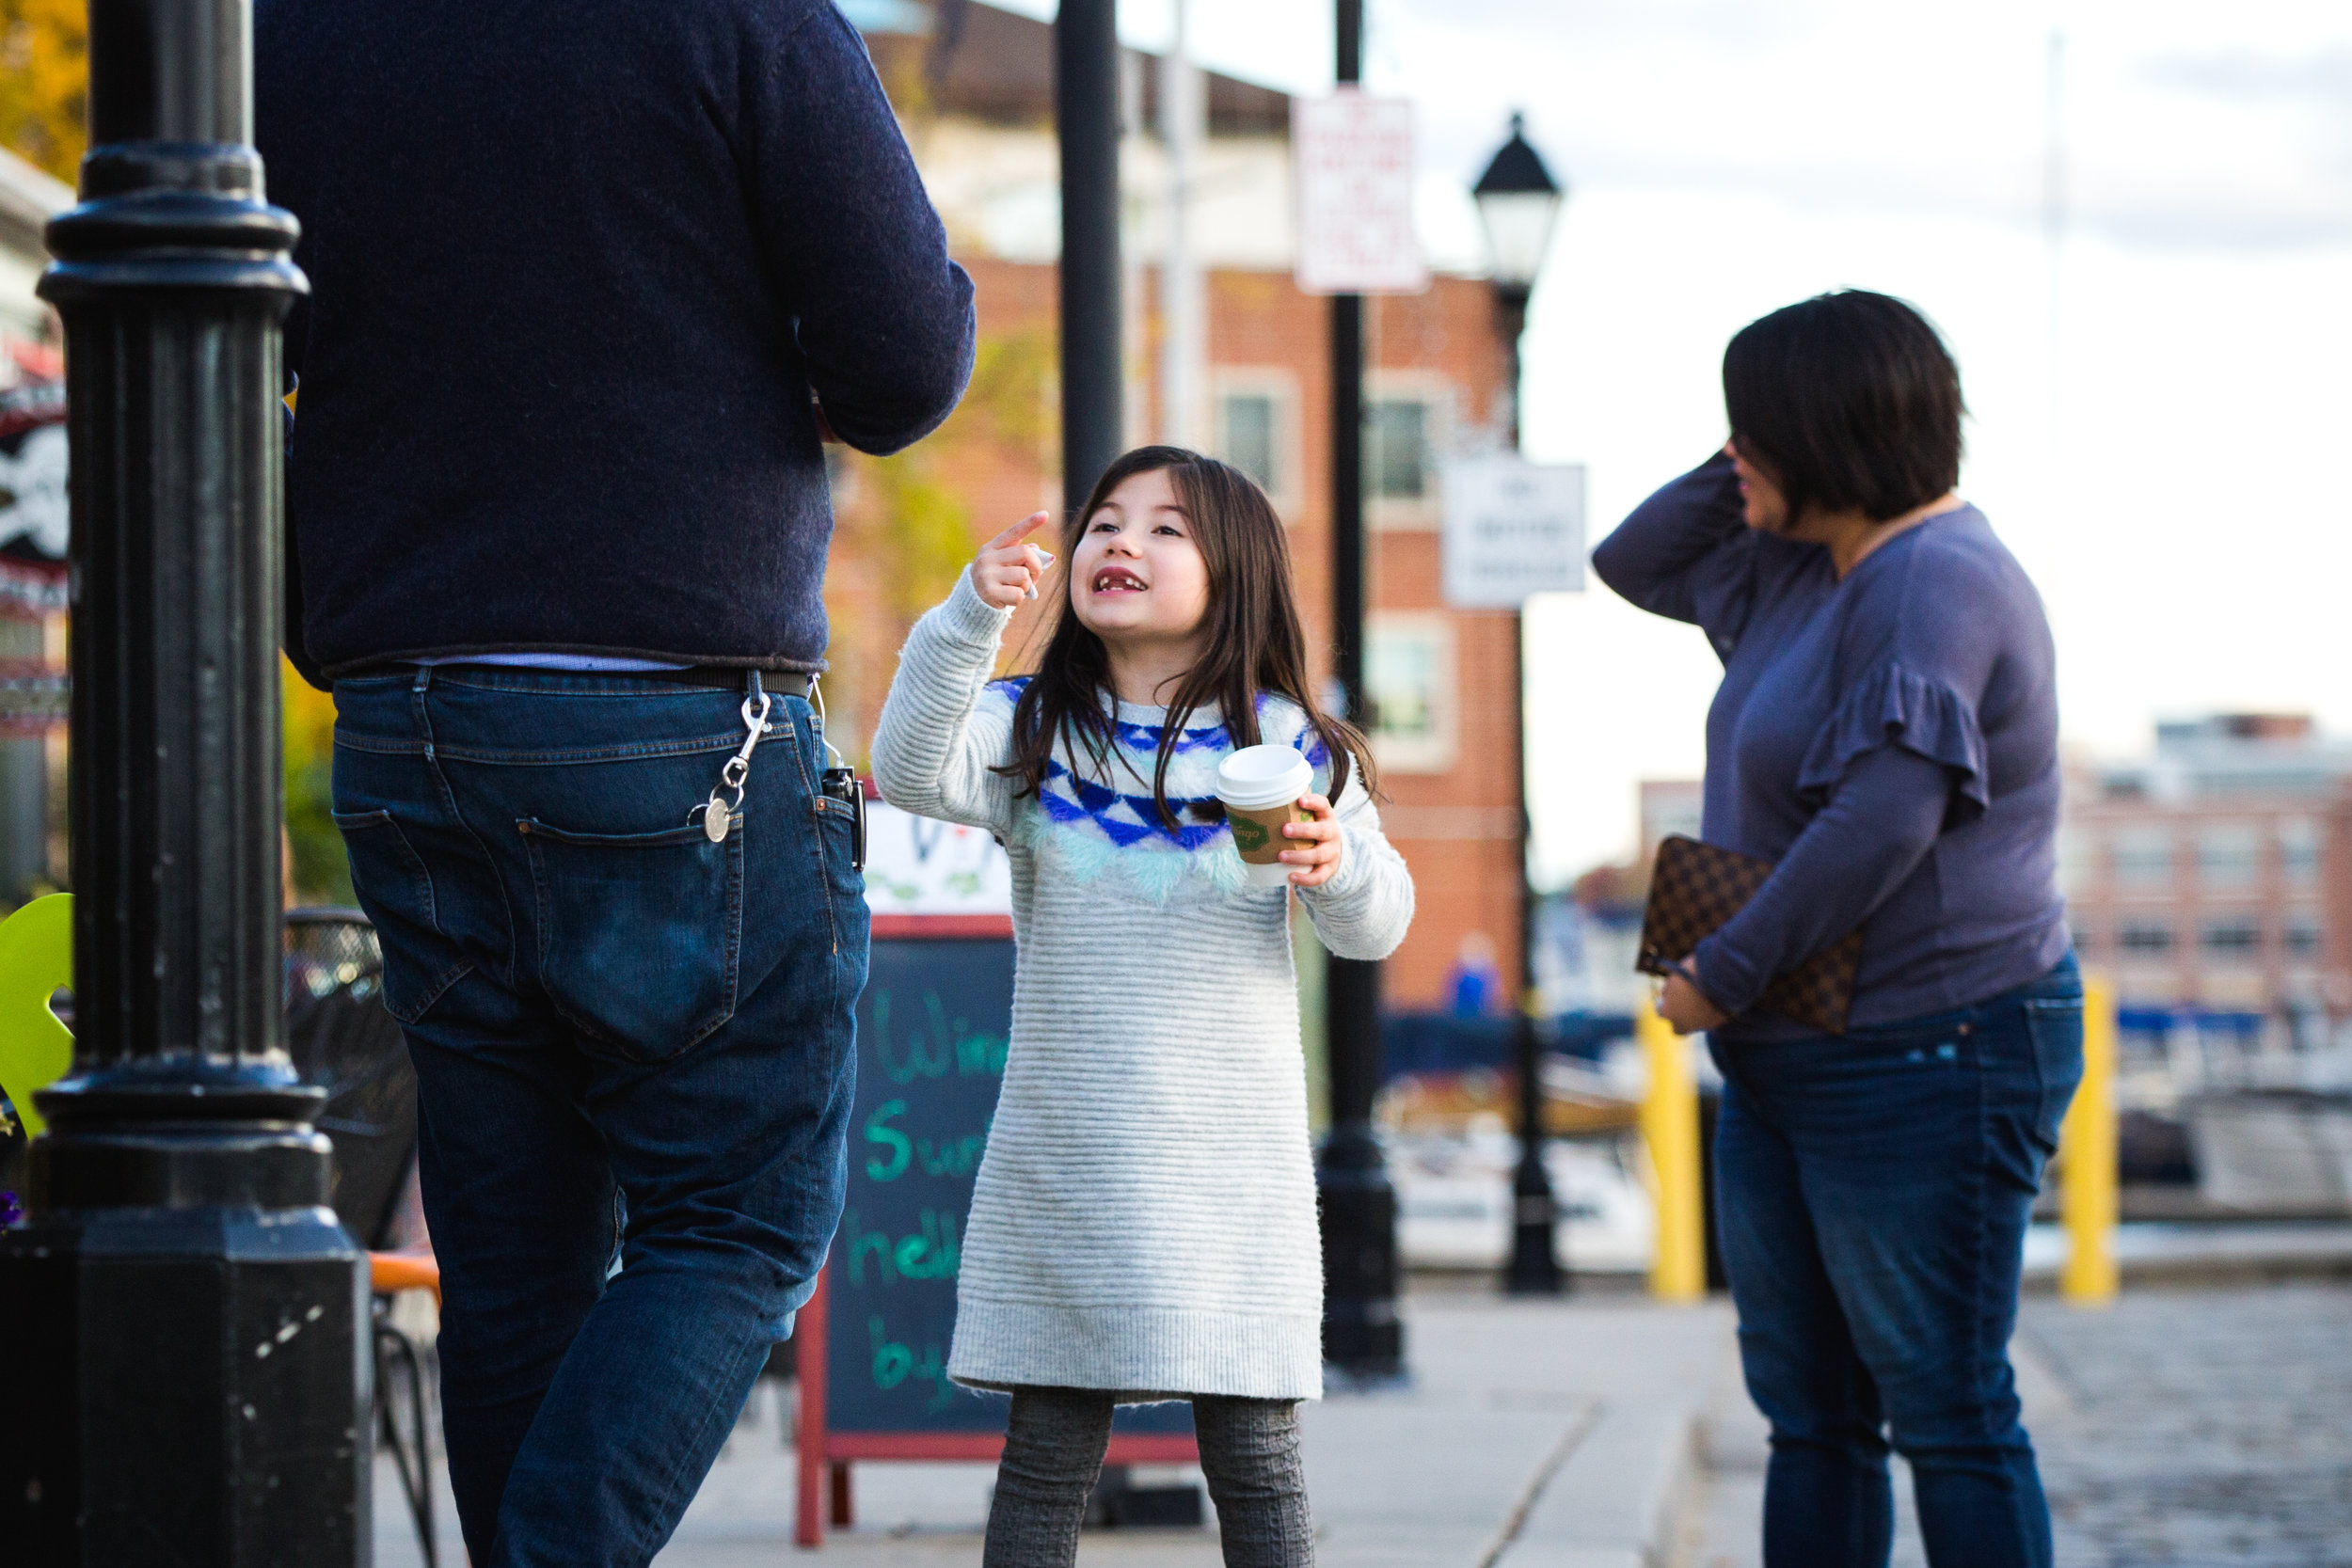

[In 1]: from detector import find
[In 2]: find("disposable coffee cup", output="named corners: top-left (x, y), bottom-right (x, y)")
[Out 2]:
top-left (1216, 744), bottom-right (1315, 889)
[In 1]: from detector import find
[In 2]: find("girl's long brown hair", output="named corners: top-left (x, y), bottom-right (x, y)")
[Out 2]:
top-left (996, 445), bottom-right (1375, 827)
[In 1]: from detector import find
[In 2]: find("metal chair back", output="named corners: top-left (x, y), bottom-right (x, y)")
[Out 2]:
top-left (284, 907), bottom-right (418, 1249)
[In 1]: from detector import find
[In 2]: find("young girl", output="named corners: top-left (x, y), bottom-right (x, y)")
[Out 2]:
top-left (871, 447), bottom-right (1414, 1567)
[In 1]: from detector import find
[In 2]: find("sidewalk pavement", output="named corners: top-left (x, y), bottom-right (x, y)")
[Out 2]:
top-left (375, 1284), bottom-right (1736, 1568)
top-left (1683, 1282), bottom-right (2352, 1567)
top-left (373, 1271), bottom-right (2352, 1566)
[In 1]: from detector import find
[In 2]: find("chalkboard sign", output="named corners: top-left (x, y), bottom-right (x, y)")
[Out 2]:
top-left (796, 926), bottom-right (1194, 1543)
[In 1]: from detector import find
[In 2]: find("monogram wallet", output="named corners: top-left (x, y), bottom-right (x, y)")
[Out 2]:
top-left (1635, 833), bottom-right (1863, 1035)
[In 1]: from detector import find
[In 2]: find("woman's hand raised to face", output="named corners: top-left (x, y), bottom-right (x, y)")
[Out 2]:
top-left (971, 512), bottom-right (1057, 610)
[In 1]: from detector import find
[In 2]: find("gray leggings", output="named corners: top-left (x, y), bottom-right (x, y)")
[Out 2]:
top-left (982, 1386), bottom-right (1315, 1568)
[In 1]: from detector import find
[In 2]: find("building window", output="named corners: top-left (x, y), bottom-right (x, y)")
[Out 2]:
top-left (2110, 829), bottom-right (2173, 886)
top-left (1365, 611), bottom-right (1455, 774)
top-left (2197, 823), bottom-right (2261, 887)
top-left (1216, 390), bottom-right (1281, 496)
top-left (1363, 375), bottom-right (1454, 530)
top-left (2280, 816), bottom-right (2321, 886)
top-left (2117, 922), bottom-right (2174, 956)
top-left (2200, 917), bottom-right (2262, 962)
top-left (2286, 917), bottom-right (2324, 959)
top-left (1366, 398), bottom-right (1429, 500)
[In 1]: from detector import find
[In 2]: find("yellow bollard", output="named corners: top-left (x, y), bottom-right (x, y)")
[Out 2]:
top-left (1637, 998), bottom-right (1707, 1303)
top-left (2058, 975), bottom-right (2119, 1306)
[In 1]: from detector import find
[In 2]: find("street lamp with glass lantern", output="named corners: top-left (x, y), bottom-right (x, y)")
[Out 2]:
top-left (1471, 113), bottom-right (1568, 1296)
top-left (1473, 112), bottom-right (1565, 447)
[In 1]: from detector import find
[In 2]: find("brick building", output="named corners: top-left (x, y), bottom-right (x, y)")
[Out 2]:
top-left (827, 0), bottom-right (1527, 1009)
top-left (2066, 714), bottom-right (2352, 1037)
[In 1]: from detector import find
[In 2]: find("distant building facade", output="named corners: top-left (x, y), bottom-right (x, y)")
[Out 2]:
top-left (2066, 714), bottom-right (2352, 1037)
top-left (835, 0), bottom-right (1528, 1010)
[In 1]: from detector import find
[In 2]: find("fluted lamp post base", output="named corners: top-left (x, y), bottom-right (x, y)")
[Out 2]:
top-left (0, 15), bottom-right (366, 1553)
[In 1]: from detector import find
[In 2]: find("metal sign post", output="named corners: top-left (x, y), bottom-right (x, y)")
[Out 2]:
top-left (1299, 0), bottom-right (1421, 1382)
top-left (1057, 0), bottom-right (1121, 513)
top-left (1443, 455), bottom-right (1584, 1296)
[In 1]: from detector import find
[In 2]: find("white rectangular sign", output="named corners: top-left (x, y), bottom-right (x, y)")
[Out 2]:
top-left (861, 800), bottom-right (1013, 918)
top-left (1441, 456), bottom-right (1587, 609)
top-left (1293, 91), bottom-right (1427, 296)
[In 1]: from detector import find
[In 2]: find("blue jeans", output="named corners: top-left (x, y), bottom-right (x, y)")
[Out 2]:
top-left (1708, 955), bottom-right (2083, 1568)
top-left (332, 668), bottom-right (866, 1568)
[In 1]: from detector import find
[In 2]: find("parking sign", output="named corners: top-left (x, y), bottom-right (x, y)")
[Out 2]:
top-left (1294, 91), bottom-right (1426, 295)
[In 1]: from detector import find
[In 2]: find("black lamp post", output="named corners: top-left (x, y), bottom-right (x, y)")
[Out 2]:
top-left (1471, 113), bottom-right (1567, 1297)
top-left (1056, 0), bottom-right (1121, 514)
top-left (0, 0), bottom-right (369, 1559)
top-left (1315, 0), bottom-right (1404, 1380)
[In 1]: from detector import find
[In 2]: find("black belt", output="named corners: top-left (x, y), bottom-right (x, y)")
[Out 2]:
top-left (399, 662), bottom-right (817, 695)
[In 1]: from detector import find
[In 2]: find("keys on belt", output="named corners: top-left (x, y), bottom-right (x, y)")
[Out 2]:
top-left (687, 673), bottom-right (865, 871)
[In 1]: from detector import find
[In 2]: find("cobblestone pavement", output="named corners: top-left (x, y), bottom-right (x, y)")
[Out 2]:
top-left (1687, 1284), bottom-right (2352, 1568)
top-left (2020, 1284), bottom-right (2352, 1566)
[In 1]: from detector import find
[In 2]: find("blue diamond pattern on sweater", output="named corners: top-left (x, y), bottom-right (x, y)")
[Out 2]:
top-left (1095, 813), bottom-right (1159, 847)
top-left (988, 687), bottom-right (1333, 869)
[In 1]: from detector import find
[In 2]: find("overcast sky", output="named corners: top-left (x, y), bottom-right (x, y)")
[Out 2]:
top-left (1032, 0), bottom-right (2352, 880)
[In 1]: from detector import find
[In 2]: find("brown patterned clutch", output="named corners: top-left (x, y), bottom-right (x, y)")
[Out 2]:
top-left (1636, 834), bottom-right (1863, 1035)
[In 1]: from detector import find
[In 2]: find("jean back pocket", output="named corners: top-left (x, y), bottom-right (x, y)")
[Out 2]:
top-left (330, 808), bottom-right (471, 1023)
top-left (519, 816), bottom-right (745, 1062)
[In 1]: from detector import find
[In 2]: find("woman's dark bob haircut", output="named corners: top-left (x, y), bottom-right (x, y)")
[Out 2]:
top-left (1722, 290), bottom-right (1965, 526)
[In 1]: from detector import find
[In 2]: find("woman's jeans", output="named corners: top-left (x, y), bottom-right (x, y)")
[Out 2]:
top-left (332, 668), bottom-right (867, 1568)
top-left (1708, 955), bottom-right (2083, 1568)
top-left (983, 1387), bottom-right (1315, 1568)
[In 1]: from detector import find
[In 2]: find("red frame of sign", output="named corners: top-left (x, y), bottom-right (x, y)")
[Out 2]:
top-left (792, 912), bottom-right (1200, 1545)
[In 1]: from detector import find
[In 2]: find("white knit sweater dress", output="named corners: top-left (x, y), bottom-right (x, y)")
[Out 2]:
top-left (869, 573), bottom-right (1416, 1403)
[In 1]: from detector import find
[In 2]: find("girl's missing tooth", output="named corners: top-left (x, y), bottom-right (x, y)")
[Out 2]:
top-left (872, 446), bottom-right (1414, 1568)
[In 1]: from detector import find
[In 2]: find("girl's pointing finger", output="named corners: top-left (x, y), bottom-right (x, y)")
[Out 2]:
top-left (985, 510), bottom-right (1054, 552)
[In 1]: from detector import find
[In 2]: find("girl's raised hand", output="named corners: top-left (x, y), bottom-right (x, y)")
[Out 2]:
top-left (1279, 794), bottom-right (1344, 888)
top-left (971, 512), bottom-right (1057, 610)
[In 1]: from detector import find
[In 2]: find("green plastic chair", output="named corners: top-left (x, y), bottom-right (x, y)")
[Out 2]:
top-left (0, 893), bottom-right (72, 1138)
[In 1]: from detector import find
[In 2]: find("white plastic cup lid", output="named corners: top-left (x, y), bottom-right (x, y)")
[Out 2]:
top-left (1216, 744), bottom-right (1314, 811)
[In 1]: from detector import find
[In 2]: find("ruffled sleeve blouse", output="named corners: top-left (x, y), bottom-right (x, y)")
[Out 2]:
top-left (1591, 452), bottom-right (2070, 1037)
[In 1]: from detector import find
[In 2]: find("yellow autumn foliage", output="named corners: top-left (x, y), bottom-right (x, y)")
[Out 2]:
top-left (0, 0), bottom-right (87, 184)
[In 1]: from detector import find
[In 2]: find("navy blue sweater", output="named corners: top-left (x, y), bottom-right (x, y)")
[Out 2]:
top-left (255, 0), bottom-right (976, 684)
top-left (1593, 454), bottom-right (2068, 1037)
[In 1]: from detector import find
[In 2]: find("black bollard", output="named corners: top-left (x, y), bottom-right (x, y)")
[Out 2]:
top-left (0, 0), bottom-right (367, 1559)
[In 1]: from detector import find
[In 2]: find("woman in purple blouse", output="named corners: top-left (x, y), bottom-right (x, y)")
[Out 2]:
top-left (1593, 292), bottom-right (2079, 1568)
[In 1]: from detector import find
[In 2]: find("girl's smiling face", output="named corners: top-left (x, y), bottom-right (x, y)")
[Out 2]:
top-left (1069, 466), bottom-right (1212, 651)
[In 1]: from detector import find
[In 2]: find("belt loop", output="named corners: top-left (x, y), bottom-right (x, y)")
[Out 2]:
top-left (411, 664), bottom-right (431, 694)
top-left (747, 669), bottom-right (766, 706)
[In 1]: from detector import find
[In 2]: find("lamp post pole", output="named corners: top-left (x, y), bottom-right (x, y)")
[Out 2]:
top-left (0, 0), bottom-right (368, 1559)
top-left (1470, 115), bottom-right (1567, 1297)
top-left (1495, 279), bottom-right (1562, 1295)
top-left (1316, 0), bottom-right (1404, 1380)
top-left (1057, 0), bottom-right (1122, 513)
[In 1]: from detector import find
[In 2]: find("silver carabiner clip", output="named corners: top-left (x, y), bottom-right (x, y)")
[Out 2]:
top-left (699, 687), bottom-right (774, 843)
